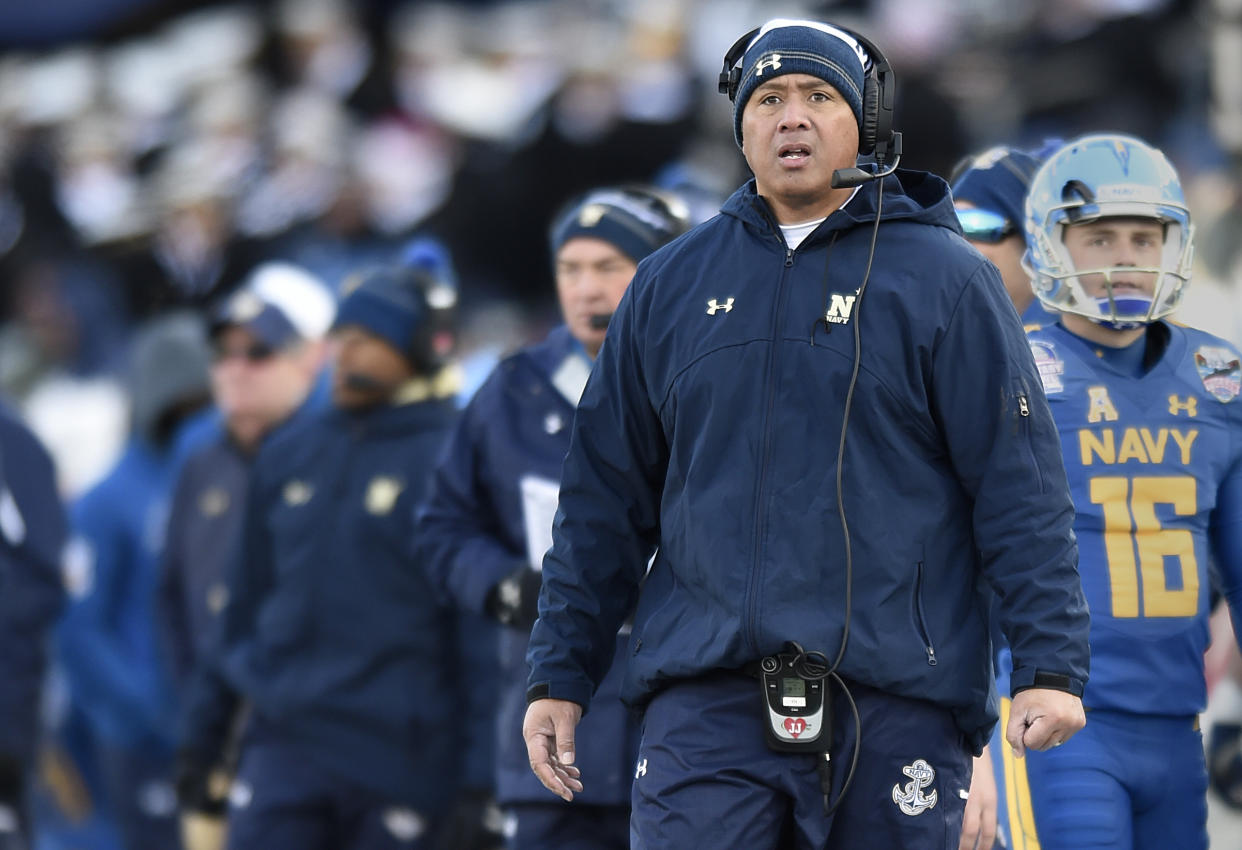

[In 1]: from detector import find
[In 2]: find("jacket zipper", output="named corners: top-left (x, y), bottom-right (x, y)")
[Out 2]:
top-left (1014, 383), bottom-right (1047, 493)
top-left (914, 561), bottom-right (937, 666)
top-left (744, 214), bottom-right (796, 656)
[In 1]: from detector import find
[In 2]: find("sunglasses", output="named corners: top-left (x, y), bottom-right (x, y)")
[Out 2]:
top-left (956, 208), bottom-right (1017, 244)
top-left (212, 341), bottom-right (276, 364)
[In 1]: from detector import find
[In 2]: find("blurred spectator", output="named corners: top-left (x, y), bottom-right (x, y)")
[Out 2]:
top-left (157, 263), bottom-right (332, 850)
top-left (157, 263), bottom-right (333, 696)
top-left (57, 312), bottom-right (212, 850)
top-left (110, 141), bottom-right (265, 318)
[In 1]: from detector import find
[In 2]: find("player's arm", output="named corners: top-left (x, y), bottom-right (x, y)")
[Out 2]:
top-left (59, 489), bottom-right (169, 739)
top-left (155, 462), bottom-right (201, 692)
top-left (930, 261), bottom-right (1088, 750)
top-left (960, 744), bottom-right (998, 850)
top-left (524, 272), bottom-right (661, 797)
top-left (415, 384), bottom-right (533, 621)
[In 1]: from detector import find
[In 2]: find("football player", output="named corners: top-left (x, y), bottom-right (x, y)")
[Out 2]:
top-left (1002, 133), bottom-right (1242, 850)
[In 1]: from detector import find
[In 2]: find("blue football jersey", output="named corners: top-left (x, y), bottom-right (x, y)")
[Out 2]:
top-left (1028, 321), bottom-right (1242, 715)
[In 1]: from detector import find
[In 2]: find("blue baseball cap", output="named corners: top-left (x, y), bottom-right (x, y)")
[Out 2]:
top-left (211, 262), bottom-right (336, 349)
top-left (950, 147), bottom-right (1042, 243)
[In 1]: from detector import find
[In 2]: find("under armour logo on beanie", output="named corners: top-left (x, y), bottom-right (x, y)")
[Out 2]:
top-left (732, 19), bottom-right (869, 147)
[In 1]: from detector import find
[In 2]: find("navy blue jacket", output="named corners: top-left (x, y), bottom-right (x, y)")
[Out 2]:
top-left (0, 405), bottom-right (67, 766)
top-left (418, 326), bottom-right (636, 805)
top-left (59, 437), bottom-right (181, 750)
top-left (527, 173), bottom-right (1091, 751)
top-left (182, 390), bottom-right (476, 807)
top-left (156, 402), bottom-right (318, 693)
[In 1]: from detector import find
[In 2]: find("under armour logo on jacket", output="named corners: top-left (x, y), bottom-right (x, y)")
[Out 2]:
top-left (706, 298), bottom-right (734, 315)
top-left (635, 758), bottom-right (648, 778)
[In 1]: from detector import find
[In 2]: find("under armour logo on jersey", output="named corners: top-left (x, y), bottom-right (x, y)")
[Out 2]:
top-left (1086, 386), bottom-right (1119, 423)
top-left (1168, 395), bottom-right (1198, 417)
top-left (824, 292), bottom-right (857, 325)
top-left (635, 758), bottom-right (648, 778)
top-left (755, 54), bottom-right (782, 76)
top-left (706, 298), bottom-right (734, 315)
top-left (892, 759), bottom-right (938, 816)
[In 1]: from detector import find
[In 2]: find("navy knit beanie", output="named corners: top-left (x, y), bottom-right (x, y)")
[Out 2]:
top-left (949, 147), bottom-right (1042, 236)
top-left (732, 19), bottom-right (869, 147)
top-left (334, 266), bottom-right (452, 364)
top-left (549, 187), bottom-right (686, 265)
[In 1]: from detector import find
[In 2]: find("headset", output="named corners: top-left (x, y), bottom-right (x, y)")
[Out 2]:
top-left (402, 265), bottom-right (457, 376)
top-left (717, 23), bottom-right (902, 186)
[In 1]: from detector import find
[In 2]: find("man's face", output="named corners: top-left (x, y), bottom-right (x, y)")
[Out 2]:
top-left (740, 73), bottom-right (859, 223)
top-left (211, 326), bottom-right (317, 427)
top-left (1062, 217), bottom-right (1165, 299)
top-left (330, 325), bottom-right (414, 408)
top-left (555, 237), bottom-right (638, 358)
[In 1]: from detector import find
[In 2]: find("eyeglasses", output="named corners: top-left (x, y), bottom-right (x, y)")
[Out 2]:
top-left (212, 341), bottom-right (276, 364)
top-left (956, 208), bottom-right (1017, 244)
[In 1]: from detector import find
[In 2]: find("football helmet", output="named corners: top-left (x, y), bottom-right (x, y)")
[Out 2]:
top-left (1023, 133), bottom-right (1193, 329)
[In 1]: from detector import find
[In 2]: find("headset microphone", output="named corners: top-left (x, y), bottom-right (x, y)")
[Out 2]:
top-left (588, 314), bottom-right (613, 330)
top-left (831, 134), bottom-right (903, 189)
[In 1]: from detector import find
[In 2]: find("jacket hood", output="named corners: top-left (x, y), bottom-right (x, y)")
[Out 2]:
top-left (721, 169), bottom-right (962, 243)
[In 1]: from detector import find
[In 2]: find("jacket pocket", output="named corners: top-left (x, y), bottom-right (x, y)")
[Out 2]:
top-left (630, 565), bottom-right (679, 657)
top-left (911, 561), bottom-right (937, 667)
top-left (1012, 378), bottom-right (1047, 494)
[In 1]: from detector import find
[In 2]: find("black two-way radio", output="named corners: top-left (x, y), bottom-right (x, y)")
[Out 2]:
top-left (759, 645), bottom-right (830, 752)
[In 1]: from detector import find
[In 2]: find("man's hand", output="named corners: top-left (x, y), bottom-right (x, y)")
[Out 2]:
top-left (174, 752), bottom-right (230, 816)
top-left (1005, 687), bottom-right (1085, 758)
top-left (523, 698), bottom-right (584, 802)
top-left (959, 744), bottom-right (998, 850)
top-left (485, 565), bottom-right (542, 630)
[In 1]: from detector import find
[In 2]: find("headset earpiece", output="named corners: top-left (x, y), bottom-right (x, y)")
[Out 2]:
top-left (718, 28), bottom-right (760, 101)
top-left (847, 30), bottom-right (896, 166)
top-left (859, 74), bottom-right (880, 157)
top-left (401, 266), bottom-right (456, 376)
